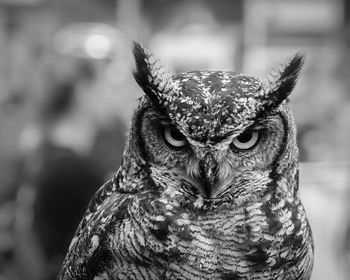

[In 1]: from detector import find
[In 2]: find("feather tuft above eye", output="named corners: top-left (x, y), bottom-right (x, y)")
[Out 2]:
top-left (274, 52), bottom-right (304, 99)
top-left (279, 52), bottom-right (304, 81)
top-left (258, 53), bottom-right (305, 116)
top-left (132, 42), bottom-right (174, 111)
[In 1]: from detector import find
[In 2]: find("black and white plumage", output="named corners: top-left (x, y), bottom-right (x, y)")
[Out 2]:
top-left (58, 42), bottom-right (314, 280)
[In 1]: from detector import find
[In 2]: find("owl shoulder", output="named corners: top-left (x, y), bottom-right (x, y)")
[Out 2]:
top-left (58, 178), bottom-right (139, 279)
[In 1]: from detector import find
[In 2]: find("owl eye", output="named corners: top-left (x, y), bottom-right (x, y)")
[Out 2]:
top-left (232, 130), bottom-right (259, 150)
top-left (163, 126), bottom-right (187, 148)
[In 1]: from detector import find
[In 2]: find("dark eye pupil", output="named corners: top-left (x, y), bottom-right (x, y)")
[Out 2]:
top-left (237, 131), bottom-right (253, 143)
top-left (170, 127), bottom-right (185, 141)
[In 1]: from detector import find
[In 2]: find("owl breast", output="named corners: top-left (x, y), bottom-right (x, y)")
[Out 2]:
top-left (111, 178), bottom-right (313, 280)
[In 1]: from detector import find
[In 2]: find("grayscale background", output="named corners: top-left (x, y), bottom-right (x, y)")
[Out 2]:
top-left (0, 1), bottom-right (348, 279)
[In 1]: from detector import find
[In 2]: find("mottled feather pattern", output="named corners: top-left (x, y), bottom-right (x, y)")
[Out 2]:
top-left (58, 43), bottom-right (313, 280)
top-left (132, 42), bottom-right (173, 111)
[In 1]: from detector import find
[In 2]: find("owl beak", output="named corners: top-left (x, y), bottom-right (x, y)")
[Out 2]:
top-left (198, 155), bottom-right (219, 198)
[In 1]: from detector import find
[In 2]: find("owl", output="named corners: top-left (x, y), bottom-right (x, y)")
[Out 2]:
top-left (58, 42), bottom-right (314, 280)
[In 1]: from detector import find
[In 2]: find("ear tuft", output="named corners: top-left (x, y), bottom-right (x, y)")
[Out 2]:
top-left (132, 41), bottom-right (173, 110)
top-left (279, 52), bottom-right (304, 82)
top-left (132, 42), bottom-right (157, 102)
top-left (276, 52), bottom-right (304, 97)
top-left (265, 53), bottom-right (305, 108)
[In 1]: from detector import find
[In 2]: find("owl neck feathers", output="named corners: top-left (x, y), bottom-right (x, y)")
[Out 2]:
top-left (115, 100), bottom-right (155, 193)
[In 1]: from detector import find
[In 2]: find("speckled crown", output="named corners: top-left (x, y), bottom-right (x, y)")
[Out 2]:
top-left (132, 42), bottom-right (304, 141)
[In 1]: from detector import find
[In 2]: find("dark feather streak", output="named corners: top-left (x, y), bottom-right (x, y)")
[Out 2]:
top-left (268, 53), bottom-right (305, 107)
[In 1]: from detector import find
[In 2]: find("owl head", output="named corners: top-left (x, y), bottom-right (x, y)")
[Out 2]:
top-left (122, 42), bottom-right (303, 204)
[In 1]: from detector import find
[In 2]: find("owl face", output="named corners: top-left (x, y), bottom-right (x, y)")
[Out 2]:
top-left (131, 43), bottom-right (303, 201)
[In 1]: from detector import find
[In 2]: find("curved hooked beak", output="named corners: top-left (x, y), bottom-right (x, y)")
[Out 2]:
top-left (198, 155), bottom-right (219, 198)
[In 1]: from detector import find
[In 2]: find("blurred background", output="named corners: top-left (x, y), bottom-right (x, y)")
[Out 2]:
top-left (0, 0), bottom-right (348, 279)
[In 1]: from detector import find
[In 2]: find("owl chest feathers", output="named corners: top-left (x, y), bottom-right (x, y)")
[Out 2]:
top-left (108, 176), bottom-right (313, 279)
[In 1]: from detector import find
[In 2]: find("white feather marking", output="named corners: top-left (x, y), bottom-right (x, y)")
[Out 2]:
top-left (89, 235), bottom-right (100, 255)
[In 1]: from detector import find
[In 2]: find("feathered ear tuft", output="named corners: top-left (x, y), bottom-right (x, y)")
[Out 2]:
top-left (279, 52), bottom-right (304, 80)
top-left (261, 53), bottom-right (304, 112)
top-left (274, 52), bottom-right (304, 99)
top-left (132, 42), bottom-right (173, 110)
